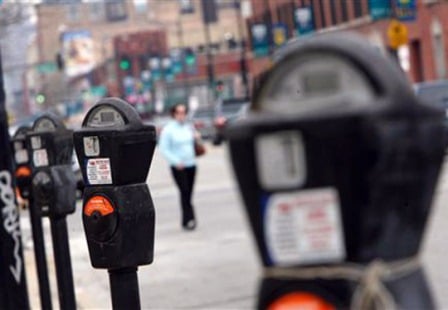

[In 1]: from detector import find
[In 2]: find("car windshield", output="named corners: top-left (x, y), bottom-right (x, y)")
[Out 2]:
top-left (417, 83), bottom-right (448, 108)
top-left (193, 109), bottom-right (214, 118)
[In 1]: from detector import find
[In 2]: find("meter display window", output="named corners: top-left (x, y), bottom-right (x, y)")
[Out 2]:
top-left (303, 71), bottom-right (339, 95)
top-left (86, 106), bottom-right (126, 128)
top-left (258, 52), bottom-right (375, 114)
top-left (34, 118), bottom-right (57, 132)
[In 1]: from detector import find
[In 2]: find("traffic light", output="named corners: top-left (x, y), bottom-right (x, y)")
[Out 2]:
top-left (119, 55), bottom-right (132, 73)
top-left (36, 93), bottom-right (46, 105)
top-left (184, 48), bottom-right (197, 75)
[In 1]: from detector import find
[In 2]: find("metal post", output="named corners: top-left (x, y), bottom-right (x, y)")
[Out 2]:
top-left (50, 216), bottom-right (76, 310)
top-left (109, 267), bottom-right (140, 310)
top-left (0, 47), bottom-right (31, 310)
top-left (235, 0), bottom-right (249, 98)
top-left (263, 0), bottom-right (273, 55)
top-left (177, 17), bottom-right (190, 100)
top-left (29, 197), bottom-right (53, 310)
top-left (203, 22), bottom-right (215, 104)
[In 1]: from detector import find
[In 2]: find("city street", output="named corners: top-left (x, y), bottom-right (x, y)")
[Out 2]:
top-left (20, 143), bottom-right (448, 309)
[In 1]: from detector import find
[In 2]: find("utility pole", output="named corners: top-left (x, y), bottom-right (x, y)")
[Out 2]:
top-left (201, 0), bottom-right (218, 104)
top-left (263, 0), bottom-right (274, 56)
top-left (176, 17), bottom-right (190, 100)
top-left (235, 0), bottom-right (249, 99)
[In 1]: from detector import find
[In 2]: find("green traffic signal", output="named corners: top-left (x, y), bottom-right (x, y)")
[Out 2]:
top-left (119, 58), bottom-right (131, 71)
top-left (36, 94), bottom-right (46, 104)
top-left (185, 54), bottom-right (196, 66)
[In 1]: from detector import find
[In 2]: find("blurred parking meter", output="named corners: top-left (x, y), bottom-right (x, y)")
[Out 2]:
top-left (11, 127), bottom-right (32, 200)
top-left (225, 33), bottom-right (446, 309)
top-left (0, 52), bottom-right (30, 309)
top-left (73, 98), bottom-right (156, 310)
top-left (12, 126), bottom-right (53, 310)
top-left (28, 114), bottom-right (77, 310)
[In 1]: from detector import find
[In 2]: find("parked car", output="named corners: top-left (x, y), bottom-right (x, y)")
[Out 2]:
top-left (212, 97), bottom-right (249, 145)
top-left (190, 106), bottom-right (216, 140)
top-left (414, 79), bottom-right (448, 146)
top-left (414, 80), bottom-right (448, 115)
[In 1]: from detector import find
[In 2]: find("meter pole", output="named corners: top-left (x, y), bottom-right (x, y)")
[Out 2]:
top-left (28, 196), bottom-right (53, 310)
top-left (109, 267), bottom-right (140, 310)
top-left (50, 215), bottom-right (76, 310)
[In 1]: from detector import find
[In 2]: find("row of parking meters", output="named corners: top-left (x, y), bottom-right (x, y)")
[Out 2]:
top-left (10, 98), bottom-right (157, 309)
top-left (3, 32), bottom-right (446, 309)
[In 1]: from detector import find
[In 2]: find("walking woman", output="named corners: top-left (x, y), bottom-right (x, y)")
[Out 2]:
top-left (159, 103), bottom-right (199, 230)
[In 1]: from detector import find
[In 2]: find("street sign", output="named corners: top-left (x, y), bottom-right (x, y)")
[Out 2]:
top-left (368, 0), bottom-right (392, 20)
top-left (37, 62), bottom-right (57, 74)
top-left (169, 48), bottom-right (183, 75)
top-left (149, 57), bottom-right (162, 81)
top-left (272, 23), bottom-right (288, 48)
top-left (294, 6), bottom-right (315, 36)
top-left (387, 19), bottom-right (409, 50)
top-left (251, 23), bottom-right (269, 58)
top-left (162, 57), bottom-right (174, 82)
top-left (394, 0), bottom-right (417, 21)
top-left (200, 0), bottom-right (217, 24)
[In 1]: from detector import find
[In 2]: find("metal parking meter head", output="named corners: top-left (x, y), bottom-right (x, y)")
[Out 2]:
top-left (11, 126), bottom-right (32, 199)
top-left (29, 113), bottom-right (73, 166)
top-left (73, 97), bottom-right (157, 269)
top-left (226, 32), bottom-right (446, 267)
top-left (28, 113), bottom-right (76, 217)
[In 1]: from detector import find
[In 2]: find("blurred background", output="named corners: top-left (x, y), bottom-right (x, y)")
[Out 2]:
top-left (1, 0), bottom-right (446, 131)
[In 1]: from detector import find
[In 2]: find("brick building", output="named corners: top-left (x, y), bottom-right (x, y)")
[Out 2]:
top-left (33, 0), bottom-right (250, 113)
top-left (247, 0), bottom-right (448, 83)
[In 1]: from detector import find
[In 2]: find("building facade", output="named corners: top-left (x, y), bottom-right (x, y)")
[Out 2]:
top-left (33, 0), bottom-right (251, 115)
top-left (247, 0), bottom-right (448, 83)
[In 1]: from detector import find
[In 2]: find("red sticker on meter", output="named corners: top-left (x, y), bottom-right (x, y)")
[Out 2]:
top-left (264, 188), bottom-right (345, 266)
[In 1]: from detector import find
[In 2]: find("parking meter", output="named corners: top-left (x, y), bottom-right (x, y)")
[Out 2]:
top-left (11, 126), bottom-right (32, 200)
top-left (11, 125), bottom-right (54, 310)
top-left (73, 97), bottom-right (156, 309)
top-left (226, 33), bottom-right (445, 309)
top-left (27, 113), bottom-right (77, 310)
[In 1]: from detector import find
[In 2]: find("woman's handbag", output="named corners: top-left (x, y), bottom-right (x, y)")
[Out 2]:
top-left (194, 139), bottom-right (206, 157)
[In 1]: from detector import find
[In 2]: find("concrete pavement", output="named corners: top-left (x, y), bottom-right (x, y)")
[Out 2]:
top-left (19, 145), bottom-right (448, 309)
top-left (21, 144), bottom-right (260, 309)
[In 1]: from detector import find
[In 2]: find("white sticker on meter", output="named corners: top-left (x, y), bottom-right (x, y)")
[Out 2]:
top-left (33, 149), bottom-right (49, 167)
top-left (83, 136), bottom-right (100, 157)
top-left (264, 188), bottom-right (345, 266)
top-left (31, 136), bottom-right (42, 149)
top-left (87, 158), bottom-right (113, 185)
top-left (255, 131), bottom-right (306, 190)
top-left (15, 149), bottom-right (29, 164)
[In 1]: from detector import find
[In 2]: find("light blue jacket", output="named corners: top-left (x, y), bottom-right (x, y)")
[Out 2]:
top-left (159, 120), bottom-right (196, 167)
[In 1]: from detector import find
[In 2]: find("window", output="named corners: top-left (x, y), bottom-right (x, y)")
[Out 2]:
top-left (216, 0), bottom-right (238, 9)
top-left (340, 0), bottom-right (348, 22)
top-left (133, 0), bottom-right (147, 14)
top-left (318, 0), bottom-right (326, 28)
top-left (66, 3), bottom-right (80, 22)
top-left (330, 0), bottom-right (337, 25)
top-left (105, 0), bottom-right (127, 22)
top-left (354, 0), bottom-right (363, 18)
top-left (89, 1), bottom-right (105, 21)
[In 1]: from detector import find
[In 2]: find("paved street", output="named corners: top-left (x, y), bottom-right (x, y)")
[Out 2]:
top-left (19, 144), bottom-right (448, 309)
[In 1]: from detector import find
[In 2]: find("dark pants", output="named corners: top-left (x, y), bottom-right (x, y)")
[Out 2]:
top-left (171, 166), bottom-right (196, 226)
